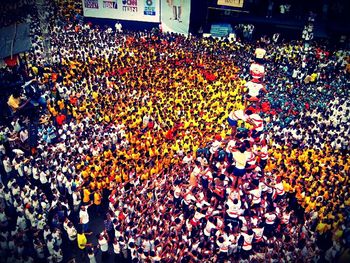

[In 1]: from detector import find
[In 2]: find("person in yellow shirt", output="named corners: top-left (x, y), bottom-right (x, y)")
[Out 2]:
top-left (7, 93), bottom-right (22, 112)
top-left (83, 188), bottom-right (91, 205)
top-left (7, 90), bottom-right (32, 114)
top-left (93, 190), bottom-right (102, 215)
top-left (92, 89), bottom-right (99, 101)
top-left (77, 227), bottom-right (93, 254)
top-left (89, 180), bottom-right (96, 191)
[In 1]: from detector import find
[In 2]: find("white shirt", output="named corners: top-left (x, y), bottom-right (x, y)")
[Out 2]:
top-left (67, 226), bottom-right (77, 241)
top-left (265, 212), bottom-right (277, 224)
top-left (217, 236), bottom-right (230, 252)
top-left (0, 211), bottom-right (7, 223)
top-left (226, 139), bottom-right (237, 153)
top-left (228, 109), bottom-right (247, 121)
top-left (246, 81), bottom-right (264, 97)
top-left (209, 140), bottom-right (221, 154)
top-left (98, 237), bottom-right (108, 252)
top-left (232, 151), bottom-right (248, 169)
top-left (47, 239), bottom-right (55, 255)
top-left (274, 182), bottom-right (285, 195)
top-left (241, 232), bottom-right (254, 250)
top-left (3, 159), bottom-right (12, 173)
top-left (255, 48), bottom-right (266, 59)
top-left (39, 171), bottom-right (48, 184)
top-left (53, 248), bottom-right (63, 262)
top-left (182, 155), bottom-right (193, 164)
top-left (113, 242), bottom-right (120, 253)
top-left (226, 200), bottom-right (243, 218)
top-left (252, 227), bottom-right (264, 241)
top-left (73, 192), bottom-right (81, 206)
top-left (249, 188), bottom-right (262, 204)
top-left (88, 253), bottom-right (97, 263)
top-left (204, 221), bottom-right (217, 236)
top-left (250, 63), bottom-right (265, 79)
top-left (79, 209), bottom-right (89, 224)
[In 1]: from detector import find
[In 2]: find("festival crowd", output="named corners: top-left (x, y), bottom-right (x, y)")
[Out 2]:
top-left (0, 0), bottom-right (349, 262)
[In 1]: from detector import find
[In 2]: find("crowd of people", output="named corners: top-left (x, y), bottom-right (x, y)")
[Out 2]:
top-left (0, 0), bottom-right (349, 262)
top-left (0, 0), bottom-right (36, 28)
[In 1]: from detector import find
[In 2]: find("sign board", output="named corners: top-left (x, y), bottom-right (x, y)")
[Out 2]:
top-left (83, 0), bottom-right (160, 23)
top-left (217, 0), bottom-right (244, 8)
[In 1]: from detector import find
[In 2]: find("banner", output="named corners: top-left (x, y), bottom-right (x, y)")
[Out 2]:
top-left (0, 23), bottom-right (31, 59)
top-left (160, 0), bottom-right (191, 35)
top-left (83, 0), bottom-right (160, 22)
top-left (217, 0), bottom-right (244, 8)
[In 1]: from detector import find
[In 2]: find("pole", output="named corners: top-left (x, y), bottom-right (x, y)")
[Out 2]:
top-left (11, 23), bottom-right (18, 60)
top-left (159, 0), bottom-right (162, 31)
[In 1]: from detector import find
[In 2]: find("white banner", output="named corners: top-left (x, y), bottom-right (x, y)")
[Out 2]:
top-left (161, 0), bottom-right (191, 35)
top-left (217, 0), bottom-right (244, 8)
top-left (83, 0), bottom-right (160, 22)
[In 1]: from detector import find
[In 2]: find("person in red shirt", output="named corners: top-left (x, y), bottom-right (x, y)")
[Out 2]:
top-left (261, 100), bottom-right (271, 113)
top-left (165, 128), bottom-right (176, 141)
top-left (69, 95), bottom-right (78, 106)
top-left (56, 113), bottom-right (66, 126)
top-left (245, 102), bottom-right (260, 114)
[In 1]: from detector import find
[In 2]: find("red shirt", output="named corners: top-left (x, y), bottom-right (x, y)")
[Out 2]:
top-left (261, 101), bottom-right (271, 113)
top-left (56, 114), bottom-right (66, 126)
top-left (245, 105), bottom-right (260, 114)
top-left (305, 102), bottom-right (310, 110)
top-left (165, 129), bottom-right (175, 140)
top-left (69, 96), bottom-right (78, 105)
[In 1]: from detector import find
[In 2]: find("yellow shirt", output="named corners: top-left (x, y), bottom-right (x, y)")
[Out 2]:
top-left (316, 222), bottom-right (330, 234)
top-left (77, 233), bottom-right (87, 249)
top-left (83, 189), bottom-right (91, 203)
top-left (81, 170), bottom-right (89, 180)
top-left (92, 91), bottom-right (99, 100)
top-left (310, 73), bottom-right (318, 82)
top-left (94, 192), bottom-right (102, 205)
top-left (7, 95), bottom-right (21, 111)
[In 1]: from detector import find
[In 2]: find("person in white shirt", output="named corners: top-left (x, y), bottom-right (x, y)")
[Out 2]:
top-left (52, 246), bottom-right (63, 263)
top-left (247, 113), bottom-right (264, 132)
top-left (249, 187), bottom-right (262, 208)
top-left (255, 47), bottom-right (266, 60)
top-left (217, 235), bottom-right (230, 261)
top-left (225, 198), bottom-right (243, 222)
top-left (98, 232), bottom-right (109, 261)
top-left (0, 208), bottom-right (8, 228)
top-left (250, 63), bottom-right (265, 80)
top-left (113, 238), bottom-right (122, 262)
top-left (227, 109), bottom-right (248, 135)
top-left (203, 217), bottom-right (217, 238)
top-left (245, 80), bottom-right (267, 102)
top-left (2, 157), bottom-right (12, 175)
top-left (33, 238), bottom-right (45, 260)
top-left (241, 229), bottom-right (254, 251)
top-left (16, 212), bottom-right (27, 231)
top-left (79, 203), bottom-right (92, 232)
top-left (209, 139), bottom-right (222, 161)
top-left (87, 247), bottom-right (97, 263)
top-left (72, 189), bottom-right (81, 212)
top-left (231, 145), bottom-right (248, 188)
top-left (273, 177), bottom-right (285, 201)
top-left (46, 235), bottom-right (55, 256)
top-left (142, 113), bottom-right (150, 127)
top-left (264, 208), bottom-right (277, 238)
top-left (66, 222), bottom-right (77, 242)
top-left (115, 21), bottom-right (122, 32)
top-left (252, 222), bottom-right (265, 243)
top-left (182, 151), bottom-right (193, 165)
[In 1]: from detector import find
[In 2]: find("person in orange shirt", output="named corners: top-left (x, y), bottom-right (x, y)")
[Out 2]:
top-left (93, 190), bottom-right (102, 215)
top-left (83, 187), bottom-right (91, 205)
